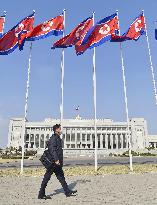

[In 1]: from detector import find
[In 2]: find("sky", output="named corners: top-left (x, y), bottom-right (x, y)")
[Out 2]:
top-left (0, 0), bottom-right (157, 148)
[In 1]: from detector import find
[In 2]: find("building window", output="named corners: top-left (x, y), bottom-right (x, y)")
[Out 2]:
top-left (66, 134), bottom-right (70, 142)
top-left (66, 144), bottom-right (70, 148)
top-left (122, 127), bottom-right (126, 130)
top-left (71, 144), bottom-right (75, 148)
top-left (62, 134), bottom-right (65, 140)
top-left (40, 134), bottom-right (44, 148)
top-left (71, 134), bottom-right (75, 142)
top-left (113, 134), bottom-right (116, 149)
top-left (46, 134), bottom-right (49, 140)
top-left (87, 134), bottom-right (90, 141)
top-left (26, 134), bottom-right (29, 141)
top-left (77, 144), bottom-right (80, 148)
top-left (25, 143), bottom-right (28, 148)
top-left (123, 134), bottom-right (126, 148)
top-left (107, 134), bottom-right (111, 149)
top-left (82, 134), bottom-right (85, 141)
top-left (77, 133), bottom-right (80, 141)
top-left (87, 144), bottom-right (90, 148)
top-left (82, 144), bottom-right (86, 148)
top-left (30, 134), bottom-right (34, 141)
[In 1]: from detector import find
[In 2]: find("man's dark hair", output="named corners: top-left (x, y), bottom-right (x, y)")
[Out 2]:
top-left (53, 124), bottom-right (61, 132)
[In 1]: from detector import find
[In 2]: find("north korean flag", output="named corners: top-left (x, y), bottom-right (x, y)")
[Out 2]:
top-left (0, 12), bottom-right (35, 55)
top-left (76, 13), bottom-right (119, 55)
top-left (52, 16), bottom-right (93, 49)
top-left (112, 13), bottom-right (145, 42)
top-left (0, 12), bottom-right (6, 37)
top-left (19, 15), bottom-right (64, 50)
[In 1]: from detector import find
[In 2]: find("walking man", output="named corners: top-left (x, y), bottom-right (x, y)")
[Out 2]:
top-left (38, 124), bottom-right (77, 199)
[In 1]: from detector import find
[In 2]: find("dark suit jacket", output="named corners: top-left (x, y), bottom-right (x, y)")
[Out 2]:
top-left (47, 133), bottom-right (63, 166)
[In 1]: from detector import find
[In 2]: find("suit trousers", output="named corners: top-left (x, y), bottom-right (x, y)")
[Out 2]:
top-left (39, 164), bottom-right (69, 196)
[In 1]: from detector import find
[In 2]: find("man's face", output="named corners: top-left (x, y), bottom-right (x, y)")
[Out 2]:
top-left (55, 127), bottom-right (62, 135)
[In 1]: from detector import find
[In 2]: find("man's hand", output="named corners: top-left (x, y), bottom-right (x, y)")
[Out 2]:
top-left (55, 160), bottom-right (60, 165)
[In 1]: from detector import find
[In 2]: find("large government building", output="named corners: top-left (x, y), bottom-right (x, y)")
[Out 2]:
top-left (7, 116), bottom-right (157, 155)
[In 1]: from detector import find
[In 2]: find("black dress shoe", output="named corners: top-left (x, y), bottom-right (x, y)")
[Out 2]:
top-left (68, 190), bottom-right (77, 194)
top-left (38, 195), bottom-right (51, 200)
top-left (65, 190), bottom-right (77, 197)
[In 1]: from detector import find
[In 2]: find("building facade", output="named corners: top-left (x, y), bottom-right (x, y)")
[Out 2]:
top-left (148, 135), bottom-right (157, 148)
top-left (7, 116), bottom-right (154, 155)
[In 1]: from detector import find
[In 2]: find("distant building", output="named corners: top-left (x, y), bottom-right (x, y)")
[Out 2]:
top-left (148, 135), bottom-right (157, 148)
top-left (7, 116), bottom-right (157, 155)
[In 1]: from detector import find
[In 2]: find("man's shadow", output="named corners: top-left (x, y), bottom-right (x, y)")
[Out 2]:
top-left (47, 179), bottom-right (91, 196)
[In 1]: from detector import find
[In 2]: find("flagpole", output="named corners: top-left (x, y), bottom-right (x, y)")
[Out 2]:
top-left (60, 9), bottom-right (66, 138)
top-left (2, 11), bottom-right (7, 35)
top-left (20, 42), bottom-right (33, 174)
top-left (92, 12), bottom-right (98, 172)
top-left (116, 10), bottom-right (133, 172)
top-left (143, 10), bottom-right (157, 105)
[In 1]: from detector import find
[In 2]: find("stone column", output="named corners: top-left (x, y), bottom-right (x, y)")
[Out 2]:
top-left (120, 134), bottom-right (123, 149)
top-left (34, 133), bottom-right (36, 149)
top-left (111, 134), bottom-right (113, 150)
top-left (89, 134), bottom-right (92, 149)
top-left (115, 134), bottom-right (118, 149)
top-left (85, 130), bottom-right (88, 148)
top-left (106, 134), bottom-right (109, 149)
top-left (124, 133), bottom-right (127, 149)
top-left (70, 128), bottom-right (72, 149)
top-left (31, 134), bottom-right (34, 148)
top-left (27, 134), bottom-right (30, 148)
top-left (75, 128), bottom-right (77, 148)
top-left (80, 128), bottom-right (83, 148)
top-left (107, 133), bottom-right (110, 149)
top-left (127, 132), bottom-right (130, 149)
top-left (39, 134), bottom-right (41, 149)
top-left (91, 132), bottom-right (94, 149)
top-left (103, 134), bottom-right (105, 148)
top-left (100, 134), bottom-right (103, 149)
top-left (44, 134), bottom-right (46, 149)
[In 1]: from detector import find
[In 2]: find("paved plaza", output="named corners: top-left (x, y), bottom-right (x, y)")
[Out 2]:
top-left (0, 173), bottom-right (157, 205)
